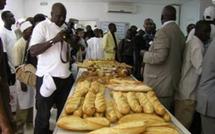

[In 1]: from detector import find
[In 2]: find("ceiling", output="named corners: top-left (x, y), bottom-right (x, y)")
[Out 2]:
top-left (67, 0), bottom-right (193, 3)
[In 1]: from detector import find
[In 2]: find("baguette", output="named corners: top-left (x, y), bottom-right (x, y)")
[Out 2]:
top-left (57, 116), bottom-right (108, 131)
top-left (113, 92), bottom-right (130, 114)
top-left (83, 91), bottom-right (96, 116)
top-left (88, 120), bottom-right (146, 134)
top-left (146, 91), bottom-right (166, 116)
top-left (145, 126), bottom-right (179, 134)
top-left (74, 80), bottom-right (91, 96)
top-left (136, 92), bottom-right (154, 114)
top-left (89, 81), bottom-right (100, 94)
top-left (118, 113), bottom-right (165, 124)
top-left (126, 92), bottom-right (142, 113)
top-left (73, 97), bottom-right (84, 117)
top-left (105, 100), bottom-right (118, 123)
top-left (95, 92), bottom-right (106, 113)
top-left (65, 96), bottom-right (82, 114)
top-left (113, 102), bottom-right (123, 119)
top-left (107, 83), bottom-right (152, 92)
top-left (113, 120), bottom-right (146, 134)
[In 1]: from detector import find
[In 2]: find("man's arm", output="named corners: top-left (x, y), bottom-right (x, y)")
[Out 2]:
top-left (0, 90), bottom-right (13, 134)
top-left (30, 31), bottom-right (65, 57)
top-left (143, 30), bottom-right (170, 64)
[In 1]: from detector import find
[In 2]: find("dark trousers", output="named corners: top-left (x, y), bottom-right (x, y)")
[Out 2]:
top-left (34, 75), bottom-right (74, 134)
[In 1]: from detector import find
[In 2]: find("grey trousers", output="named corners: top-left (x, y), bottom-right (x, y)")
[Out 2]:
top-left (201, 114), bottom-right (215, 134)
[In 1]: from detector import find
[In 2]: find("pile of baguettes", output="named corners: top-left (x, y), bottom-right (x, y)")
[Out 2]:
top-left (57, 78), bottom-right (180, 134)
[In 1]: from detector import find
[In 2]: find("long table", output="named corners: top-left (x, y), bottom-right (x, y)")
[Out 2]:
top-left (53, 68), bottom-right (191, 134)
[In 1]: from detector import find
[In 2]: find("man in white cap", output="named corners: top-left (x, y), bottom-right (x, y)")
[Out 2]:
top-left (186, 6), bottom-right (215, 49)
top-left (13, 20), bottom-right (34, 134)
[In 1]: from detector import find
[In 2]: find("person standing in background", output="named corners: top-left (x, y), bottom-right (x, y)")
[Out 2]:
top-left (175, 20), bottom-right (211, 129)
top-left (0, 0), bottom-right (15, 133)
top-left (0, 10), bottom-right (18, 114)
top-left (102, 23), bottom-right (118, 60)
top-left (13, 21), bottom-right (34, 134)
top-left (86, 28), bottom-right (103, 60)
top-left (118, 29), bottom-right (134, 66)
top-left (142, 5), bottom-right (185, 110)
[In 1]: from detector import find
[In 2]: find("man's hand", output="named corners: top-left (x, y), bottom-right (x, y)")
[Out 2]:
top-left (52, 31), bottom-right (65, 44)
top-left (20, 82), bottom-right (27, 92)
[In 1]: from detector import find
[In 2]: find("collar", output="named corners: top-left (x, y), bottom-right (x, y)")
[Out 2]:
top-left (162, 20), bottom-right (175, 27)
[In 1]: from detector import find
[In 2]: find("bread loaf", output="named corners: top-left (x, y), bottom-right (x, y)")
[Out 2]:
top-left (65, 96), bottom-right (82, 114)
top-left (105, 100), bottom-right (118, 123)
top-left (145, 126), bottom-right (179, 134)
top-left (73, 97), bottom-right (84, 117)
top-left (88, 120), bottom-right (146, 134)
top-left (57, 116), bottom-right (109, 131)
top-left (126, 92), bottom-right (142, 113)
top-left (136, 92), bottom-right (154, 114)
top-left (95, 92), bottom-right (106, 113)
top-left (74, 80), bottom-right (90, 96)
top-left (113, 92), bottom-right (130, 114)
top-left (146, 91), bottom-right (166, 116)
top-left (83, 91), bottom-right (96, 116)
top-left (118, 113), bottom-right (165, 124)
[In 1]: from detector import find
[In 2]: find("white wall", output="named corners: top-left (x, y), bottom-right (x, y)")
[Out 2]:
top-left (23, 0), bottom-right (183, 29)
top-left (0, 0), bottom-right (24, 26)
top-left (23, 0), bottom-right (200, 34)
top-left (180, 0), bottom-right (200, 34)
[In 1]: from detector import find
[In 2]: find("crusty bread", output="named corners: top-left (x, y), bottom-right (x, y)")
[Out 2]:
top-left (113, 120), bottom-right (146, 134)
top-left (136, 92), bottom-right (154, 114)
top-left (88, 127), bottom-right (116, 134)
top-left (88, 120), bottom-right (146, 134)
top-left (144, 126), bottom-right (179, 134)
top-left (95, 92), bottom-right (106, 113)
top-left (107, 83), bottom-right (152, 92)
top-left (82, 91), bottom-right (96, 116)
top-left (126, 92), bottom-right (142, 113)
top-left (146, 91), bottom-right (166, 116)
top-left (57, 116), bottom-right (109, 131)
top-left (85, 117), bottom-right (110, 127)
top-left (105, 100), bottom-right (118, 123)
top-left (113, 92), bottom-right (130, 114)
top-left (74, 80), bottom-right (91, 96)
top-left (65, 96), bottom-right (82, 114)
top-left (73, 97), bottom-right (84, 117)
top-left (118, 113), bottom-right (165, 124)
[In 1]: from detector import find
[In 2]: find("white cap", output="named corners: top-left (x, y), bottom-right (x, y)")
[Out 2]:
top-left (204, 6), bottom-right (215, 21)
top-left (20, 21), bottom-right (32, 32)
top-left (40, 74), bottom-right (56, 97)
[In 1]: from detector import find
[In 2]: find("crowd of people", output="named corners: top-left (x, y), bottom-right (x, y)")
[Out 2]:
top-left (1, 0), bottom-right (215, 134)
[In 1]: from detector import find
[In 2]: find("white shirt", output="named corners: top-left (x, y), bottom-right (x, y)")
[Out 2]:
top-left (29, 19), bottom-right (71, 78)
top-left (0, 26), bottom-right (17, 73)
top-left (162, 20), bottom-right (175, 28)
top-left (86, 37), bottom-right (103, 60)
top-left (175, 36), bottom-right (204, 100)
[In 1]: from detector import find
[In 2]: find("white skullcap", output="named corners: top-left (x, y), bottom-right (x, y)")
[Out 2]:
top-left (20, 21), bottom-right (32, 33)
top-left (204, 6), bottom-right (215, 21)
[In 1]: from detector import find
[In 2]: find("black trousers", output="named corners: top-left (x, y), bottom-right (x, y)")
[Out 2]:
top-left (34, 75), bottom-right (74, 134)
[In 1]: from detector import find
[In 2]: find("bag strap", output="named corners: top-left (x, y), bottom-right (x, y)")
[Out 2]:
top-left (23, 40), bottom-right (29, 64)
top-left (60, 41), bottom-right (70, 64)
